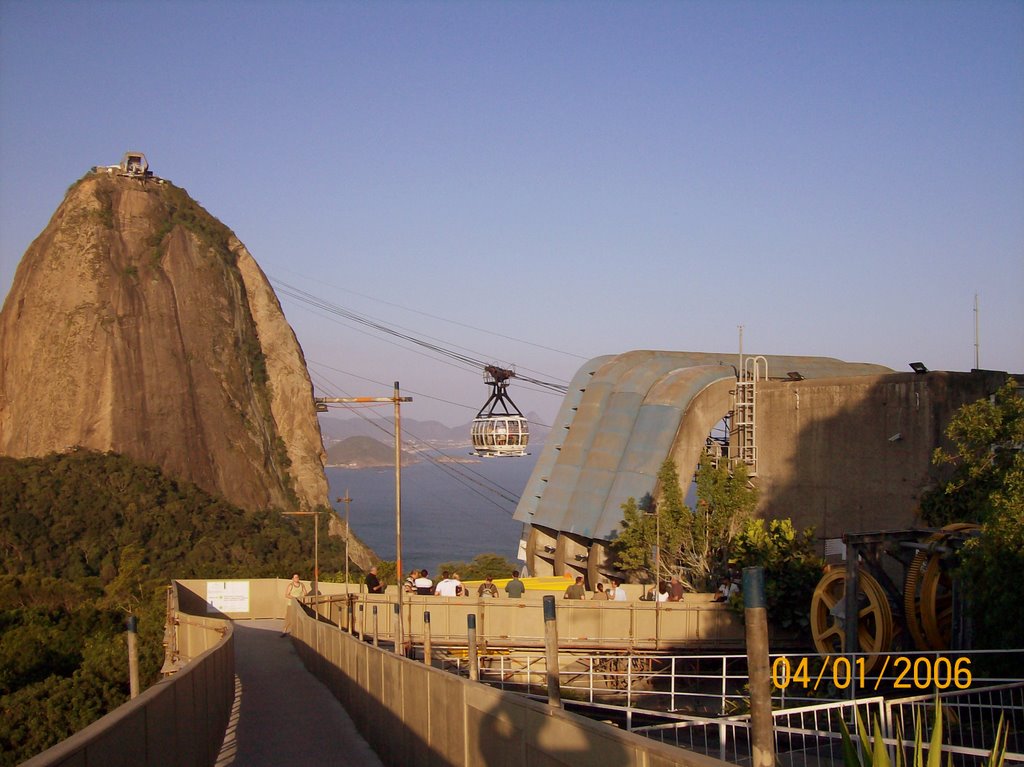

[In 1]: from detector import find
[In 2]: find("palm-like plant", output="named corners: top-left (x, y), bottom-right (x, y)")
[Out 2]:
top-left (839, 700), bottom-right (1008, 767)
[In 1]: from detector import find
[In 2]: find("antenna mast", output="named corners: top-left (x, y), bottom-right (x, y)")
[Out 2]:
top-left (974, 293), bottom-right (980, 370)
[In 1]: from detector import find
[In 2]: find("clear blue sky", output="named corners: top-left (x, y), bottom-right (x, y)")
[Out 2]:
top-left (2, 1), bottom-right (1022, 427)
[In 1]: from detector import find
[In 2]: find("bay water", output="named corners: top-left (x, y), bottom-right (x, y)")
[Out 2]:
top-left (326, 449), bottom-right (538, 575)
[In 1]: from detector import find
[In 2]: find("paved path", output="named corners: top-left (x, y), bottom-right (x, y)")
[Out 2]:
top-left (215, 620), bottom-right (383, 767)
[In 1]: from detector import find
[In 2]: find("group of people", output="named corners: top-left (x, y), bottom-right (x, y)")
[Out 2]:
top-left (562, 575), bottom-right (630, 600)
top-left (385, 568), bottom-right (530, 598)
top-left (291, 568), bottom-right (738, 616)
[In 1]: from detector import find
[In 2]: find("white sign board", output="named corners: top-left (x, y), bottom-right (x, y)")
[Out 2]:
top-left (206, 581), bottom-right (250, 614)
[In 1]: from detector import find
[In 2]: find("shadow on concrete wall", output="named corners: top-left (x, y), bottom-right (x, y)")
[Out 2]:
top-left (757, 371), bottom-right (1005, 541)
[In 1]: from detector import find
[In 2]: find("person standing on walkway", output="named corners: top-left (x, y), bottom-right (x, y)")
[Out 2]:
top-left (365, 566), bottom-right (384, 594)
top-left (281, 573), bottom-right (307, 636)
top-left (477, 575), bottom-right (499, 598)
top-left (609, 578), bottom-right (627, 601)
top-left (667, 576), bottom-right (684, 602)
top-left (404, 570), bottom-right (419, 593)
top-left (414, 569), bottom-right (434, 595)
top-left (505, 570), bottom-right (525, 599)
top-left (563, 576), bottom-right (585, 599)
top-left (434, 571), bottom-right (459, 597)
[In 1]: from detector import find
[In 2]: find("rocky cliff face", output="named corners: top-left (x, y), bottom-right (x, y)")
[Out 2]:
top-left (0, 170), bottom-right (332, 518)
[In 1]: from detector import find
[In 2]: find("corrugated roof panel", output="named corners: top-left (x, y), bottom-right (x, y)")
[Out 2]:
top-left (547, 354), bottom-right (686, 531)
top-left (594, 367), bottom-right (735, 538)
top-left (597, 470), bottom-right (659, 540)
top-left (531, 462), bottom-right (581, 528)
top-left (560, 389), bottom-right (644, 533)
top-left (563, 468), bottom-right (618, 537)
top-left (514, 356), bottom-right (613, 524)
top-left (615, 402), bottom-right (684, 473)
top-left (557, 382), bottom-right (612, 466)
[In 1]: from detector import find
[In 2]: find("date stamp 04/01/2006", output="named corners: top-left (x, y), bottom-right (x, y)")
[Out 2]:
top-left (772, 656), bottom-right (973, 693)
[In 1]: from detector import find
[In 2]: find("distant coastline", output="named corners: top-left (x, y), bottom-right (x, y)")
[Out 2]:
top-left (320, 413), bottom-right (547, 469)
top-left (325, 447), bottom-right (482, 469)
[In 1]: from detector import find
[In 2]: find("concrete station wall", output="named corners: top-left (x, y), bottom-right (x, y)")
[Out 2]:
top-left (752, 371), bottom-right (1004, 538)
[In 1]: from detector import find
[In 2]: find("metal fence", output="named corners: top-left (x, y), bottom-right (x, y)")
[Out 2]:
top-left (435, 646), bottom-right (1021, 764)
top-left (633, 685), bottom-right (1024, 767)
top-left (442, 647), bottom-right (1023, 718)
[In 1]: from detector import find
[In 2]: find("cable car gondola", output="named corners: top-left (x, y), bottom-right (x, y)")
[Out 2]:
top-left (471, 365), bottom-right (529, 457)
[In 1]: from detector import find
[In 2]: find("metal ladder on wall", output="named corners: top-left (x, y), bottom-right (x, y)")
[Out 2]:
top-left (732, 355), bottom-right (767, 476)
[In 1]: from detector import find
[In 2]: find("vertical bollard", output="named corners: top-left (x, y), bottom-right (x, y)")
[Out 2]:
top-left (743, 566), bottom-right (774, 767)
top-left (542, 595), bottom-right (562, 709)
top-left (372, 605), bottom-right (379, 647)
top-left (126, 615), bottom-right (139, 699)
top-left (423, 611), bottom-right (432, 667)
top-left (467, 615), bottom-right (479, 681)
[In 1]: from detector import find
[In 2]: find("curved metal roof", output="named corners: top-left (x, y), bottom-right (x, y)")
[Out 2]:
top-left (514, 350), bottom-right (892, 542)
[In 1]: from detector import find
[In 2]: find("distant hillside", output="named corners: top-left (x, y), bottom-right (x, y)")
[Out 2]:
top-left (0, 450), bottom-right (373, 581)
top-left (0, 449), bottom-right (378, 764)
top-left (325, 436), bottom-right (419, 468)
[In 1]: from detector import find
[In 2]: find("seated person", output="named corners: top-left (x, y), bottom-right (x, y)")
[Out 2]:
top-left (713, 576), bottom-right (739, 602)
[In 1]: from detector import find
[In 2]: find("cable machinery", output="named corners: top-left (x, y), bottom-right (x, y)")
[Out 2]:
top-left (471, 366), bottom-right (529, 457)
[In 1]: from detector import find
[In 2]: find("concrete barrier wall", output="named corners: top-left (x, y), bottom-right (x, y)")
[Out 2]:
top-left (172, 577), bottom-right (759, 650)
top-left (317, 592), bottom-right (757, 651)
top-left (21, 582), bottom-right (235, 767)
top-left (291, 603), bottom-right (733, 767)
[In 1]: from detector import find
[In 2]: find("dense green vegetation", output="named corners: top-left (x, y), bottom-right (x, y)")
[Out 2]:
top-left (0, 450), bottom-right (353, 764)
top-left (437, 553), bottom-right (521, 580)
top-left (612, 455), bottom-right (759, 592)
top-left (612, 456), bottom-right (821, 638)
top-left (728, 518), bottom-right (823, 631)
top-left (920, 378), bottom-right (1024, 652)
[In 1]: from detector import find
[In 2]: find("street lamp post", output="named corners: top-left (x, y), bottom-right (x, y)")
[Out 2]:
top-left (641, 494), bottom-right (660, 597)
top-left (336, 491), bottom-right (352, 588)
top-left (316, 384), bottom-right (412, 654)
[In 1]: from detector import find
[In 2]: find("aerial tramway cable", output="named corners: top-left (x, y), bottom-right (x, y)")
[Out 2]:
top-left (270, 277), bottom-right (570, 394)
top-left (311, 370), bottom-right (524, 513)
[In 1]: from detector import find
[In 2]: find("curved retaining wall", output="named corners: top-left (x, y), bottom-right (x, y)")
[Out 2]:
top-left (21, 582), bottom-right (234, 767)
top-left (290, 601), bottom-right (733, 767)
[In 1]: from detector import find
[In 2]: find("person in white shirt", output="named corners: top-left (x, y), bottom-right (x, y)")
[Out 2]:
top-left (434, 571), bottom-right (459, 597)
top-left (609, 578), bottom-right (627, 601)
top-left (414, 569), bottom-right (434, 595)
top-left (714, 576), bottom-right (739, 602)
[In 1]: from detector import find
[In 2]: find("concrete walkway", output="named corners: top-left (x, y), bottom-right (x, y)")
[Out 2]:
top-left (215, 620), bottom-right (383, 767)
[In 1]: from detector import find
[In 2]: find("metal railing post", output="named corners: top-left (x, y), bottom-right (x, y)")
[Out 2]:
top-left (543, 595), bottom-right (562, 709)
top-left (467, 614), bottom-right (479, 681)
top-left (423, 611), bottom-right (432, 666)
top-left (744, 566), bottom-right (775, 767)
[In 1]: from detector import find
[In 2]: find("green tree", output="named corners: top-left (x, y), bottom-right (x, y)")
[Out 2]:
top-left (612, 455), bottom-right (758, 591)
top-left (729, 518), bottom-right (823, 632)
top-left (100, 545), bottom-right (153, 615)
top-left (920, 378), bottom-right (1023, 653)
top-left (680, 455), bottom-right (758, 590)
top-left (438, 553), bottom-right (520, 581)
top-left (611, 460), bottom-right (688, 583)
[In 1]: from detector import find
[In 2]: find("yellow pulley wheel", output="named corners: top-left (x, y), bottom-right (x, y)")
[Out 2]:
top-left (811, 569), bottom-right (893, 671)
top-left (902, 523), bottom-right (979, 651)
